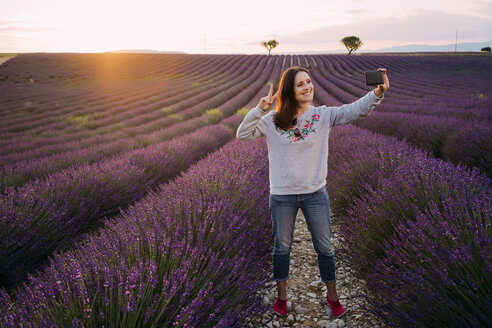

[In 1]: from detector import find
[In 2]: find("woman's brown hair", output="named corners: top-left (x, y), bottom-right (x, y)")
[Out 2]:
top-left (274, 66), bottom-right (310, 131)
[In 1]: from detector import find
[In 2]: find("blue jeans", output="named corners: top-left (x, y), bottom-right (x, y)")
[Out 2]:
top-left (269, 187), bottom-right (336, 283)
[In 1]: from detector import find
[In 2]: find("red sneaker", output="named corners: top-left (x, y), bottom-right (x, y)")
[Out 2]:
top-left (273, 298), bottom-right (287, 316)
top-left (326, 295), bottom-right (347, 317)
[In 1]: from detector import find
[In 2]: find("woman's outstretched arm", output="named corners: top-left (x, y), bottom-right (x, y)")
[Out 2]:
top-left (328, 68), bottom-right (389, 127)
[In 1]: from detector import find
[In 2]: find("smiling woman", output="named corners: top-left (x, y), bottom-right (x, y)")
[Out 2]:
top-left (236, 65), bottom-right (389, 318)
top-left (274, 68), bottom-right (314, 131)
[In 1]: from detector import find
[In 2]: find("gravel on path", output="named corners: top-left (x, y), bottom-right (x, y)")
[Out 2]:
top-left (248, 209), bottom-right (388, 328)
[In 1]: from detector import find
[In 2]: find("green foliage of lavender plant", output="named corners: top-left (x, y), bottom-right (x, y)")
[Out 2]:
top-left (63, 113), bottom-right (101, 129)
top-left (168, 113), bottom-right (184, 122)
top-left (159, 107), bottom-right (173, 115)
top-left (203, 108), bottom-right (224, 124)
top-left (235, 107), bottom-right (249, 117)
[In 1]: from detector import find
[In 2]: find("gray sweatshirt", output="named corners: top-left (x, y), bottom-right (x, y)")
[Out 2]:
top-left (236, 90), bottom-right (383, 195)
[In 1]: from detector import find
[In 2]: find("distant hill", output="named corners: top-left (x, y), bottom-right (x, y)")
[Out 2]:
top-left (278, 40), bottom-right (492, 55)
top-left (106, 49), bottom-right (187, 54)
top-left (372, 40), bottom-right (492, 53)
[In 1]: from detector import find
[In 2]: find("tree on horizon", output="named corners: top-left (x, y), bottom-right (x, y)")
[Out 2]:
top-left (261, 40), bottom-right (279, 55)
top-left (340, 36), bottom-right (363, 55)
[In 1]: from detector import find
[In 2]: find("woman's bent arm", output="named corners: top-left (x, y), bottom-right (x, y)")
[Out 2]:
top-left (236, 105), bottom-right (268, 140)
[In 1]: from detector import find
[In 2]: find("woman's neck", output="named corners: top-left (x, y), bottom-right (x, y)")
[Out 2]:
top-left (296, 103), bottom-right (311, 116)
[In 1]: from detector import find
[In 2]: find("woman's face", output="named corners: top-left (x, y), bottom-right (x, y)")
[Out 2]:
top-left (293, 71), bottom-right (314, 104)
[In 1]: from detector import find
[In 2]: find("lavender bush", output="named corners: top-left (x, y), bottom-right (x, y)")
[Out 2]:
top-left (0, 137), bottom-right (272, 327)
top-left (0, 122), bottom-right (235, 290)
top-left (1, 52), bottom-right (491, 327)
top-left (0, 53), bottom-right (217, 131)
top-left (0, 55), bottom-right (259, 163)
top-left (0, 55), bottom-right (268, 168)
top-left (354, 111), bottom-right (492, 177)
top-left (327, 125), bottom-right (491, 327)
top-left (0, 55), bottom-right (279, 190)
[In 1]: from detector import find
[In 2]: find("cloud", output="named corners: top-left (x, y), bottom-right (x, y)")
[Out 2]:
top-left (0, 20), bottom-right (60, 52)
top-left (342, 9), bottom-right (370, 15)
top-left (472, 0), bottom-right (492, 15)
top-left (0, 20), bottom-right (58, 33)
top-left (277, 9), bottom-right (492, 47)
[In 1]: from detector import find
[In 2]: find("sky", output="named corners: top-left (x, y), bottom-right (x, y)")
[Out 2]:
top-left (0, 0), bottom-right (491, 54)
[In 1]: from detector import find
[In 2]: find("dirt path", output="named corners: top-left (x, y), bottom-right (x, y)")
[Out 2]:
top-left (249, 209), bottom-right (387, 328)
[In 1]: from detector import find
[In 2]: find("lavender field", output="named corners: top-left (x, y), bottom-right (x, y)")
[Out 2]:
top-left (0, 52), bottom-right (490, 327)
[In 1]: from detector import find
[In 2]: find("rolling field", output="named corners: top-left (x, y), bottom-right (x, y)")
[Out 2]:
top-left (0, 52), bottom-right (491, 327)
top-left (0, 54), bottom-right (18, 66)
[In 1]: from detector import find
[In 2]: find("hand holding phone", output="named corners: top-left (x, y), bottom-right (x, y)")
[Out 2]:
top-left (364, 70), bottom-right (384, 85)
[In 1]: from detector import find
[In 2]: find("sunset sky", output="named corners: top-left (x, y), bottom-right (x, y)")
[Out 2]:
top-left (1, 0), bottom-right (491, 54)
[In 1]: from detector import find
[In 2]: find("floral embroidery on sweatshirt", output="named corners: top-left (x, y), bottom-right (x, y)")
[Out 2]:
top-left (281, 114), bottom-right (319, 143)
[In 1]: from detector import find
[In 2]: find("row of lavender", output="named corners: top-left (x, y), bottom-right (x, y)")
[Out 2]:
top-left (0, 53), bottom-right (182, 85)
top-left (0, 55), bottom-right (259, 158)
top-left (6, 53), bottom-right (488, 166)
top-left (2, 56), bottom-right (266, 158)
top-left (0, 55), bottom-right (247, 137)
top-left (0, 53), bottom-right (283, 140)
top-left (0, 134), bottom-right (273, 327)
top-left (0, 53), bottom-right (296, 127)
top-left (312, 54), bottom-right (492, 121)
top-left (0, 54), bottom-right (207, 128)
top-left (0, 53), bottom-right (212, 110)
top-left (308, 54), bottom-right (492, 122)
top-left (0, 118), bottom-right (236, 290)
top-left (3, 53), bottom-right (489, 131)
top-left (0, 54), bottom-right (283, 289)
top-left (1, 117), bottom-right (489, 327)
top-left (309, 54), bottom-right (492, 177)
top-left (326, 125), bottom-right (491, 328)
top-left (0, 56), bottom-right (267, 166)
top-left (319, 53), bottom-right (492, 99)
top-left (355, 111), bottom-right (491, 177)
top-left (0, 55), bottom-right (280, 191)
top-left (2, 53), bottom-right (490, 325)
top-left (311, 54), bottom-right (492, 120)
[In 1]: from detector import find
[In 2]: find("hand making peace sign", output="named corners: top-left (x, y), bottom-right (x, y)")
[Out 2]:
top-left (258, 83), bottom-right (279, 112)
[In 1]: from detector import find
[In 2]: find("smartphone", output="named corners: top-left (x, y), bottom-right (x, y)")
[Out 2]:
top-left (364, 70), bottom-right (384, 85)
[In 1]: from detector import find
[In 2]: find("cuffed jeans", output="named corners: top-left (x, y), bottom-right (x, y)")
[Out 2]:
top-left (269, 187), bottom-right (336, 283)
